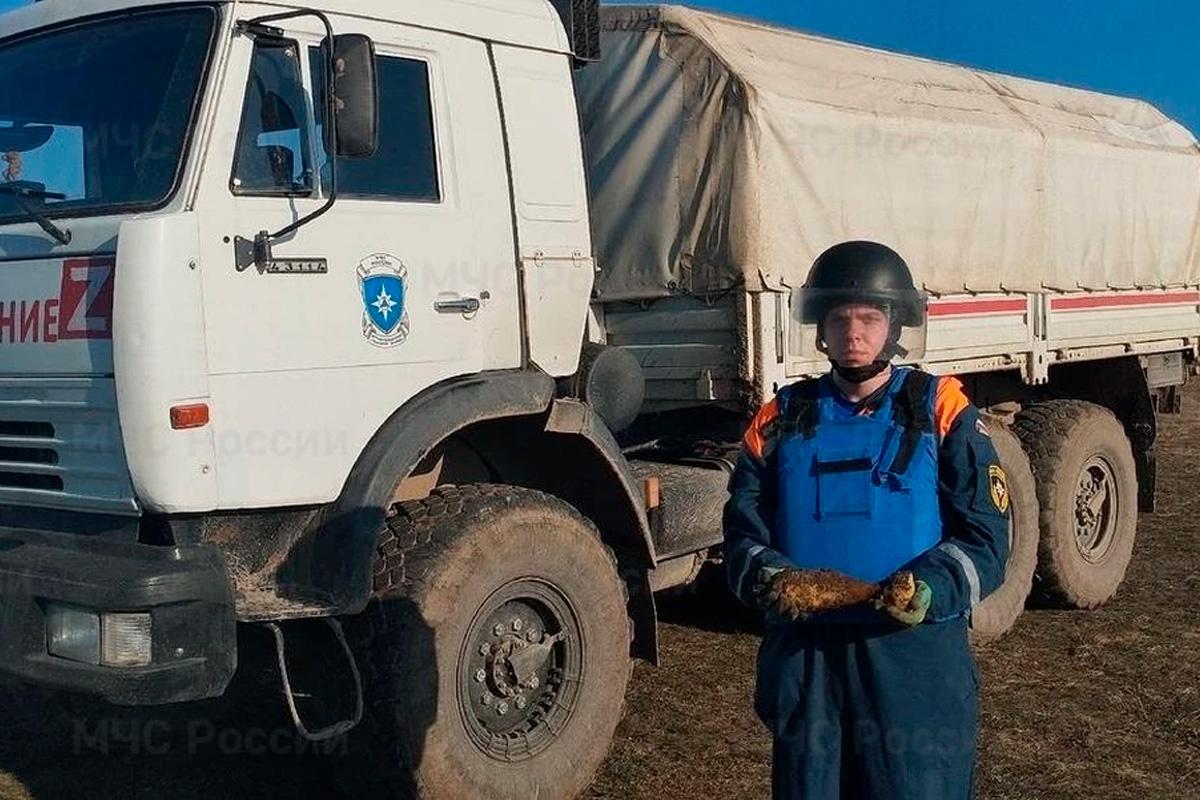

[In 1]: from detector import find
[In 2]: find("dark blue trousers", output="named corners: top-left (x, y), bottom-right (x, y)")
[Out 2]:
top-left (756, 617), bottom-right (978, 799)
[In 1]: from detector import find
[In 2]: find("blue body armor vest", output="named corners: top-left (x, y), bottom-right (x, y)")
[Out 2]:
top-left (773, 368), bottom-right (942, 584)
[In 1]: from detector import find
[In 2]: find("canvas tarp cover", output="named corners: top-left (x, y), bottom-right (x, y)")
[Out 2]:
top-left (576, 4), bottom-right (1200, 301)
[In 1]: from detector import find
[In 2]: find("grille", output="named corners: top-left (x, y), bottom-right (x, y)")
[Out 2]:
top-left (0, 378), bottom-right (138, 515)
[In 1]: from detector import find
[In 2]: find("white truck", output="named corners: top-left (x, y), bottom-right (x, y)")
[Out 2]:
top-left (0, 1), bottom-right (1195, 797)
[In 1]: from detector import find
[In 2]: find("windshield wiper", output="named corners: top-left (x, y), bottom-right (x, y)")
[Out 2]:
top-left (0, 184), bottom-right (71, 245)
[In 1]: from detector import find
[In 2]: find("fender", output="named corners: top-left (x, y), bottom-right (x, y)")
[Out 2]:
top-left (286, 370), bottom-right (657, 632)
top-left (541, 396), bottom-right (659, 564)
top-left (539, 397), bottom-right (660, 662)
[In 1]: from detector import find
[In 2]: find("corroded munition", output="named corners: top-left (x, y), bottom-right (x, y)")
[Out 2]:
top-left (774, 569), bottom-right (916, 614)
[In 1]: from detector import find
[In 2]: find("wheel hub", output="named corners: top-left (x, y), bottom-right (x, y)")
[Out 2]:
top-left (1075, 456), bottom-right (1117, 563)
top-left (458, 580), bottom-right (585, 762)
top-left (480, 626), bottom-right (559, 702)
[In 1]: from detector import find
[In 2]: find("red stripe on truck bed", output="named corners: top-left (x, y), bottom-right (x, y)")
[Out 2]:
top-left (928, 299), bottom-right (1027, 317)
top-left (1050, 291), bottom-right (1200, 311)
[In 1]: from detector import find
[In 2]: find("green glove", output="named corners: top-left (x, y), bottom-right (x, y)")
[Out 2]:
top-left (880, 579), bottom-right (932, 626)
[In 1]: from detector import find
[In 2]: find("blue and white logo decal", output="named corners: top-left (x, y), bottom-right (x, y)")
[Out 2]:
top-left (357, 253), bottom-right (409, 347)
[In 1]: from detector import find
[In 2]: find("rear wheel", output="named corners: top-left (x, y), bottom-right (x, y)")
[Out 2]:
top-left (346, 484), bottom-right (631, 799)
top-left (1012, 400), bottom-right (1138, 609)
top-left (970, 423), bottom-right (1039, 643)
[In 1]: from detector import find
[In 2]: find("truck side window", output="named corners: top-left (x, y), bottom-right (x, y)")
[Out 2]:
top-left (309, 49), bottom-right (440, 202)
top-left (231, 38), bottom-right (313, 195)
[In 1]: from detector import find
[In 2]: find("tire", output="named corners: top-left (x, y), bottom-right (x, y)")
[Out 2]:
top-left (345, 484), bottom-right (632, 800)
top-left (1012, 400), bottom-right (1138, 609)
top-left (969, 423), bottom-right (1039, 643)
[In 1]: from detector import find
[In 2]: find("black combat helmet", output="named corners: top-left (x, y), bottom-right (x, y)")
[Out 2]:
top-left (800, 241), bottom-right (924, 328)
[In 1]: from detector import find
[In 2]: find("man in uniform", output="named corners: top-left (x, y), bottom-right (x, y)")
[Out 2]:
top-left (724, 241), bottom-right (1010, 799)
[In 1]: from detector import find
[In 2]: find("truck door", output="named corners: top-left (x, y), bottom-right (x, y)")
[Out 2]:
top-left (191, 15), bottom-right (518, 508)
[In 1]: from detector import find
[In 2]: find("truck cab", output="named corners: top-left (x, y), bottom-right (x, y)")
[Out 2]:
top-left (0, 0), bottom-right (599, 518)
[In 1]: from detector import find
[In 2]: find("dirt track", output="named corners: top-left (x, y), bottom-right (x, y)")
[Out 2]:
top-left (3, 384), bottom-right (1200, 799)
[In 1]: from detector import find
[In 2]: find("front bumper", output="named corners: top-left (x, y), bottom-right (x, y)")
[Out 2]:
top-left (0, 526), bottom-right (236, 705)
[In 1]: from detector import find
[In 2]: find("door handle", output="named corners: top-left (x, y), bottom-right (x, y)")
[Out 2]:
top-left (433, 296), bottom-right (481, 314)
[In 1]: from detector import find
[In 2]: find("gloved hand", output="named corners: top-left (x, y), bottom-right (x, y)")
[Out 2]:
top-left (752, 567), bottom-right (798, 620)
top-left (876, 576), bottom-right (932, 626)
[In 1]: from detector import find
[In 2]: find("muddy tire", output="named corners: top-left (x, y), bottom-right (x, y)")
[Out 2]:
top-left (1012, 400), bottom-right (1138, 609)
top-left (969, 423), bottom-right (1039, 643)
top-left (345, 484), bottom-right (631, 800)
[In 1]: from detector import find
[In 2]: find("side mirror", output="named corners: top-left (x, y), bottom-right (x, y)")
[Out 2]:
top-left (328, 34), bottom-right (378, 158)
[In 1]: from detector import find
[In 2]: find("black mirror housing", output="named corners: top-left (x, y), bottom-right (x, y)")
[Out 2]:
top-left (328, 33), bottom-right (378, 158)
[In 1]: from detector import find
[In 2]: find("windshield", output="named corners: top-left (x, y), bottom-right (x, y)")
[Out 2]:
top-left (0, 6), bottom-right (216, 223)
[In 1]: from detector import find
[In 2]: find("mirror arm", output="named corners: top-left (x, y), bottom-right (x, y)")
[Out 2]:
top-left (234, 8), bottom-right (340, 269)
top-left (233, 20), bottom-right (284, 38)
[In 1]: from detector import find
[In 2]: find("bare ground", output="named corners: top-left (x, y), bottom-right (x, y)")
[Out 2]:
top-left (3, 385), bottom-right (1200, 799)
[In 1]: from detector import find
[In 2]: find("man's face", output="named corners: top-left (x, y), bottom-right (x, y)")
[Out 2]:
top-left (823, 303), bottom-right (890, 366)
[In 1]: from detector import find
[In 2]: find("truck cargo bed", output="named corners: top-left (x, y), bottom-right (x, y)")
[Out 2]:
top-left (603, 289), bottom-right (1200, 412)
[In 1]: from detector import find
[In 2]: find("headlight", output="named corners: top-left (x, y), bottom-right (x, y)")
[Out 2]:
top-left (45, 604), bottom-right (100, 665)
top-left (45, 605), bottom-right (152, 667)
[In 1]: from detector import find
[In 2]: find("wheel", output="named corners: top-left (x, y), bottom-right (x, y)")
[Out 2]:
top-left (969, 423), bottom-right (1039, 643)
top-left (345, 484), bottom-right (631, 799)
top-left (1012, 400), bottom-right (1138, 608)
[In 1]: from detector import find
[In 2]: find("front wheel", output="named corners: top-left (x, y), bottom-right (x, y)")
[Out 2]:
top-left (346, 484), bottom-right (631, 799)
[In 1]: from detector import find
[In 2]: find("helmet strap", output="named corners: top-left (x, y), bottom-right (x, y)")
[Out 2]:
top-left (880, 338), bottom-right (909, 360)
top-left (831, 359), bottom-right (890, 383)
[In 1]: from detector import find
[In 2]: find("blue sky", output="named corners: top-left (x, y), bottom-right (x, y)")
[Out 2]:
top-left (0, 0), bottom-right (1196, 135)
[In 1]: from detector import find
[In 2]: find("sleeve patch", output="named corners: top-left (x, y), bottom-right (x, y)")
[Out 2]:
top-left (988, 464), bottom-right (1010, 513)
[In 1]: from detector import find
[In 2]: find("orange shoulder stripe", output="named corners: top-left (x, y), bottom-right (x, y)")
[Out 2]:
top-left (743, 396), bottom-right (781, 462)
top-left (934, 376), bottom-right (970, 439)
